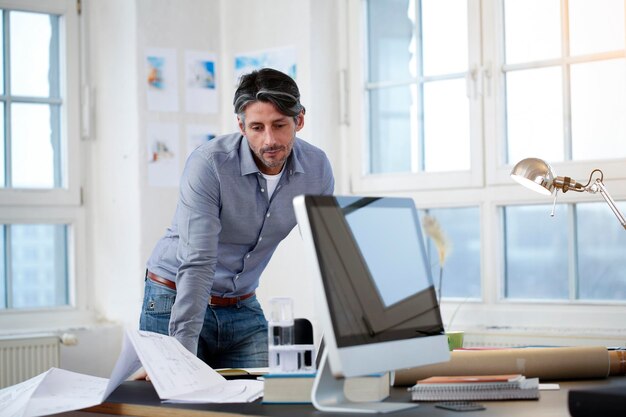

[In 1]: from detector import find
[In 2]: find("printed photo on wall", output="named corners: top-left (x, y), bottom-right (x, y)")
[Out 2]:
top-left (147, 122), bottom-right (180, 187)
top-left (234, 46), bottom-right (297, 85)
top-left (185, 51), bottom-right (218, 113)
top-left (145, 47), bottom-right (179, 112)
top-left (186, 124), bottom-right (217, 158)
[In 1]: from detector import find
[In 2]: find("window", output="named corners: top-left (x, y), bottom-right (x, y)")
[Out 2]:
top-left (5, 11), bottom-right (63, 188)
top-left (366, 0), bottom-right (471, 174)
top-left (420, 207), bottom-right (481, 300)
top-left (344, 0), bottom-right (626, 331)
top-left (504, 201), bottom-right (626, 300)
top-left (502, 0), bottom-right (626, 164)
top-left (4, 224), bottom-right (69, 309)
top-left (0, 0), bottom-right (81, 316)
top-left (351, 0), bottom-right (482, 192)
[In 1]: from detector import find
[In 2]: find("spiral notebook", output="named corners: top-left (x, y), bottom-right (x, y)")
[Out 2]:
top-left (409, 374), bottom-right (540, 401)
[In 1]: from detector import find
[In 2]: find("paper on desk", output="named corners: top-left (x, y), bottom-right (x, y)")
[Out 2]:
top-left (125, 329), bottom-right (264, 403)
top-left (0, 368), bottom-right (109, 417)
top-left (163, 380), bottom-right (264, 403)
top-left (0, 329), bottom-right (261, 417)
top-left (539, 383), bottom-right (560, 390)
top-left (0, 371), bottom-right (48, 417)
top-left (0, 329), bottom-right (144, 417)
top-left (23, 369), bottom-right (110, 417)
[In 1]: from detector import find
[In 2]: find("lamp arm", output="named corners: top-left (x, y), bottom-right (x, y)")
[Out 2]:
top-left (554, 176), bottom-right (585, 193)
top-left (588, 179), bottom-right (626, 230)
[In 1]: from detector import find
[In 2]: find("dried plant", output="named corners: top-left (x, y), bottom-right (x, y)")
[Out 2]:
top-left (422, 214), bottom-right (452, 306)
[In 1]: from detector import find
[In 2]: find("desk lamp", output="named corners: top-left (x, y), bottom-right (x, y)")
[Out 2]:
top-left (510, 157), bottom-right (626, 230)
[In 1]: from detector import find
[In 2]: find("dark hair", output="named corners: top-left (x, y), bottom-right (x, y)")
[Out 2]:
top-left (233, 68), bottom-right (305, 123)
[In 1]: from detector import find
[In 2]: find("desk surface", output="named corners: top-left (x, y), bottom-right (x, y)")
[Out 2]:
top-left (66, 377), bottom-right (626, 417)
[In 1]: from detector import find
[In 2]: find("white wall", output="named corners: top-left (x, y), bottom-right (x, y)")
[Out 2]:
top-left (72, 0), bottom-right (343, 375)
top-left (86, 0), bottom-right (225, 330)
top-left (85, 0), bottom-right (142, 324)
top-left (135, 0), bottom-right (223, 267)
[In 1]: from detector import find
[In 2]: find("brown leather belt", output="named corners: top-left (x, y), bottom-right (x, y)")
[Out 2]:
top-left (147, 271), bottom-right (255, 306)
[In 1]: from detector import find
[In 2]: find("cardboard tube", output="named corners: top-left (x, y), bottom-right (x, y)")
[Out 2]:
top-left (393, 346), bottom-right (613, 386)
top-left (609, 350), bottom-right (626, 376)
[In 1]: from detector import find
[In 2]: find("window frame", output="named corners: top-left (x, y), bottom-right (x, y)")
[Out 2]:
top-left (346, 0), bottom-right (484, 194)
top-left (0, 0), bottom-right (88, 331)
top-left (0, 0), bottom-right (81, 206)
top-left (483, 0), bottom-right (626, 187)
top-left (342, 0), bottom-right (626, 334)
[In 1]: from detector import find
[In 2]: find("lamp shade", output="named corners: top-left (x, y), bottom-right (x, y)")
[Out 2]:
top-left (510, 157), bottom-right (555, 196)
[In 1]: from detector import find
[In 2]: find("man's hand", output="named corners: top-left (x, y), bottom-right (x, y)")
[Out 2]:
top-left (130, 367), bottom-right (151, 381)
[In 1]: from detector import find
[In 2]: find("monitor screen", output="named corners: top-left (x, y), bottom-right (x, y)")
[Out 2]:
top-left (293, 195), bottom-right (449, 381)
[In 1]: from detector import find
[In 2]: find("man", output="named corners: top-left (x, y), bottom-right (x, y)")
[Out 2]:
top-left (139, 68), bottom-right (334, 369)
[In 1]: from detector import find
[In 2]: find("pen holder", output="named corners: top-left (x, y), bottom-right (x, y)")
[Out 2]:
top-left (268, 297), bottom-right (316, 373)
top-left (446, 331), bottom-right (464, 351)
top-left (268, 343), bottom-right (316, 373)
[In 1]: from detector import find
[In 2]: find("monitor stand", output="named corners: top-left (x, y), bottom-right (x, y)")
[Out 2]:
top-left (311, 349), bottom-right (419, 414)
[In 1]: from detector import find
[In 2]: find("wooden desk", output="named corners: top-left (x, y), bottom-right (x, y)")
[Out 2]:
top-left (64, 377), bottom-right (626, 417)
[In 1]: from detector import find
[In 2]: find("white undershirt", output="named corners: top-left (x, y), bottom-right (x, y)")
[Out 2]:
top-left (261, 167), bottom-right (285, 199)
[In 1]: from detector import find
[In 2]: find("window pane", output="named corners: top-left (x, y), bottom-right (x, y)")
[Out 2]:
top-left (571, 59), bottom-right (626, 160)
top-left (424, 79), bottom-right (470, 171)
top-left (577, 202), bottom-right (626, 300)
top-left (422, 0), bottom-right (468, 76)
top-left (0, 11), bottom-right (4, 95)
top-left (569, 0), bottom-right (624, 56)
top-left (367, 0), bottom-right (415, 83)
top-left (504, 205), bottom-right (569, 299)
top-left (10, 224), bottom-right (68, 309)
top-left (421, 207), bottom-right (481, 300)
top-left (0, 102), bottom-right (4, 187)
top-left (368, 85), bottom-right (416, 174)
top-left (10, 11), bottom-right (57, 97)
top-left (504, 0), bottom-right (561, 64)
top-left (11, 103), bottom-right (57, 188)
top-left (506, 67), bottom-right (564, 164)
top-left (0, 225), bottom-right (5, 309)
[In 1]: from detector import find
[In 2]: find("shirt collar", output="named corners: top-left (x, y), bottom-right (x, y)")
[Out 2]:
top-left (238, 135), bottom-right (305, 177)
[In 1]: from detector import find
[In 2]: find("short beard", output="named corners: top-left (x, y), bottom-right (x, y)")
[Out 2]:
top-left (253, 144), bottom-right (292, 170)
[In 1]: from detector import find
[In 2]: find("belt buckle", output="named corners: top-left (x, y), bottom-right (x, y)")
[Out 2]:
top-left (209, 295), bottom-right (231, 306)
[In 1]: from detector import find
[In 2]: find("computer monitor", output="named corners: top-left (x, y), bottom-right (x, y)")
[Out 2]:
top-left (293, 195), bottom-right (450, 413)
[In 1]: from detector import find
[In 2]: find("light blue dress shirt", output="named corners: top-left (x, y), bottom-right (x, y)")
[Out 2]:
top-left (146, 132), bottom-right (334, 353)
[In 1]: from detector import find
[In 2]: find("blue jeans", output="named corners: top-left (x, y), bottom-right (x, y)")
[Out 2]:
top-left (139, 276), bottom-right (268, 369)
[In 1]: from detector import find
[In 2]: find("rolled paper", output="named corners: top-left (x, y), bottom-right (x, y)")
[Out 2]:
top-left (393, 346), bottom-right (617, 386)
top-left (609, 350), bottom-right (626, 376)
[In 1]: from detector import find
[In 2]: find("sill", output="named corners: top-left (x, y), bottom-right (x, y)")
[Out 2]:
top-left (440, 302), bottom-right (626, 336)
top-left (0, 308), bottom-right (111, 338)
top-left (462, 325), bottom-right (626, 349)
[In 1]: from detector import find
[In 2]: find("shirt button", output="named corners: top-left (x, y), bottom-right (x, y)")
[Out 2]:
top-left (235, 274), bottom-right (240, 280)
top-left (246, 254), bottom-right (251, 259)
top-left (261, 188), bottom-right (265, 192)
top-left (266, 213), bottom-right (270, 218)
top-left (259, 236), bottom-right (263, 242)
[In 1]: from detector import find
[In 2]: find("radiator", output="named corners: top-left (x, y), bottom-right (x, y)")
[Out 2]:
top-left (0, 335), bottom-right (60, 389)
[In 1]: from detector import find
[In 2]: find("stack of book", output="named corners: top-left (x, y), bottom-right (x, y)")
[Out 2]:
top-left (409, 374), bottom-right (540, 401)
top-left (262, 372), bottom-right (390, 404)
